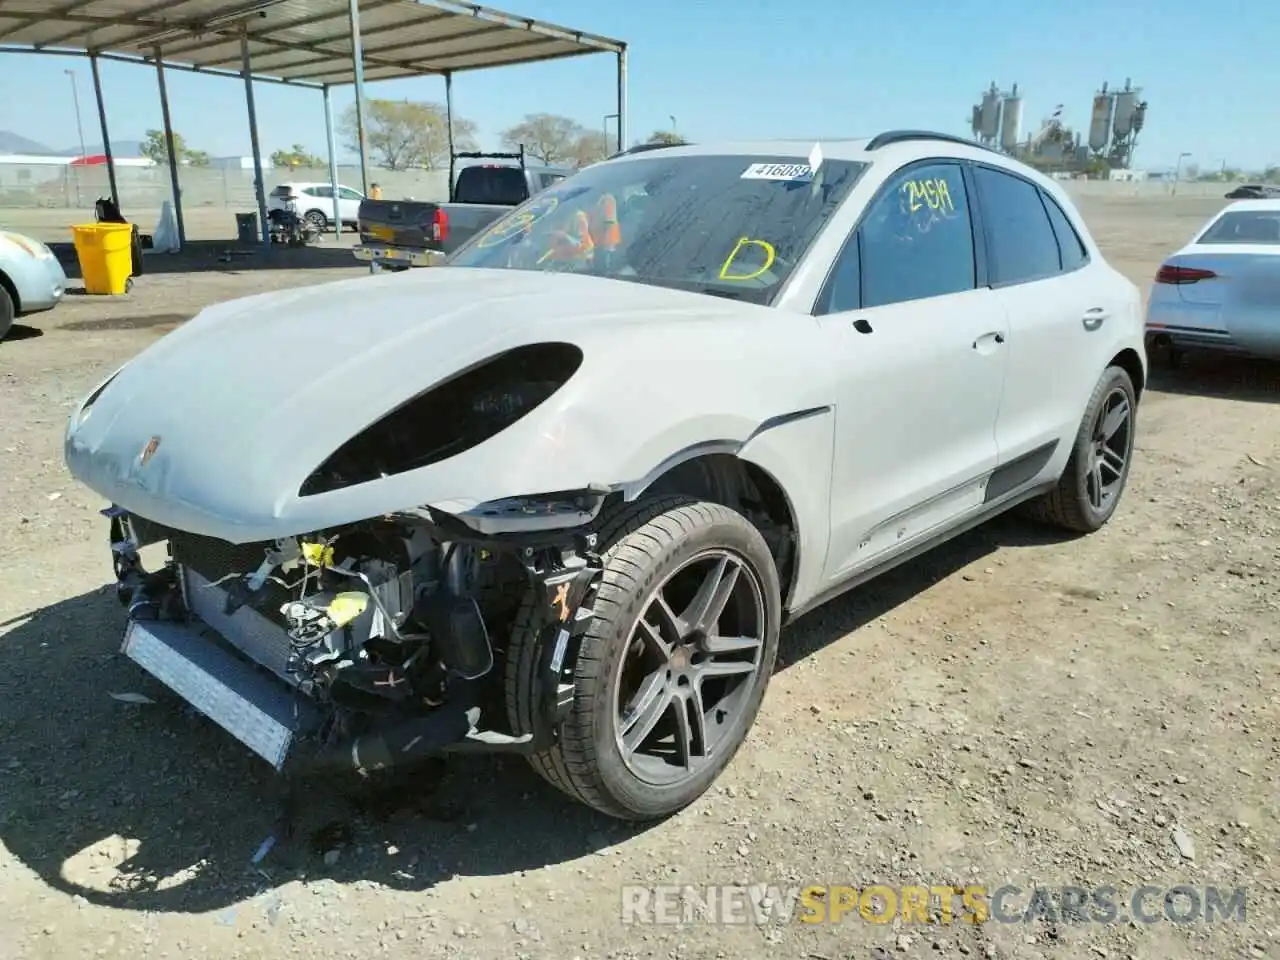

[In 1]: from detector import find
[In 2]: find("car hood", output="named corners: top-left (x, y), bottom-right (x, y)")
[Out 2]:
top-left (65, 267), bottom-right (797, 542)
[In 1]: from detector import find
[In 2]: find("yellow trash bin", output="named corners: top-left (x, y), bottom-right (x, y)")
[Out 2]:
top-left (71, 222), bottom-right (134, 295)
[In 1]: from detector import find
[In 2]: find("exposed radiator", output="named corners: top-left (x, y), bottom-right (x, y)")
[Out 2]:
top-left (182, 566), bottom-right (299, 683)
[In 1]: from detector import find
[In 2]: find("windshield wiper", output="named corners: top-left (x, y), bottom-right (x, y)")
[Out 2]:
top-left (698, 287), bottom-right (754, 301)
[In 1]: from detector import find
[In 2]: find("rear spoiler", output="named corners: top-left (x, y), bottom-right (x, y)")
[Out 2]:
top-left (606, 141), bottom-right (691, 161)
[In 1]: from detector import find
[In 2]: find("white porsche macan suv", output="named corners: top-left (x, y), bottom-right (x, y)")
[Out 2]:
top-left (65, 131), bottom-right (1147, 821)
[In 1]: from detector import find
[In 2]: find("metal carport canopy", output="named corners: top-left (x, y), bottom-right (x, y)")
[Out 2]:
top-left (0, 0), bottom-right (628, 246)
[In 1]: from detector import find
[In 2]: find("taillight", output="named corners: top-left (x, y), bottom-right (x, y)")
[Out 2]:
top-left (432, 208), bottom-right (449, 243)
top-left (1155, 264), bottom-right (1217, 284)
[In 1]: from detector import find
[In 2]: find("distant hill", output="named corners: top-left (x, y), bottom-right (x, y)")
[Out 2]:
top-left (0, 131), bottom-right (145, 157)
top-left (58, 140), bottom-right (145, 157)
top-left (0, 130), bottom-right (54, 154)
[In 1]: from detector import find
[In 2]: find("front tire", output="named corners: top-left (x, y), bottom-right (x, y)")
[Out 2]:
top-left (504, 496), bottom-right (782, 821)
top-left (0, 284), bottom-right (14, 341)
top-left (1021, 365), bottom-right (1137, 533)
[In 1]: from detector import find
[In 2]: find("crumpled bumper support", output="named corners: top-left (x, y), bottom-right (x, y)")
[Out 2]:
top-left (114, 511), bottom-right (605, 773)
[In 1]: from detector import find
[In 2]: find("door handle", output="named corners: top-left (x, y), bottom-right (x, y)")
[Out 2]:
top-left (1082, 308), bottom-right (1109, 331)
top-left (972, 331), bottom-right (1005, 350)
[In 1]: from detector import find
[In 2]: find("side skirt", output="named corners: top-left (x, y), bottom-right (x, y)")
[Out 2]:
top-left (784, 479), bottom-right (1056, 624)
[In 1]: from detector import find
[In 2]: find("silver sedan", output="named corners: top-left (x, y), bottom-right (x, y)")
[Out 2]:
top-left (0, 229), bottom-right (68, 340)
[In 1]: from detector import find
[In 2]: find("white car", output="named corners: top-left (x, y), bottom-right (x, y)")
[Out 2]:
top-left (268, 182), bottom-right (366, 232)
top-left (0, 229), bottom-right (67, 340)
top-left (65, 132), bottom-right (1146, 821)
top-left (1146, 198), bottom-right (1280, 363)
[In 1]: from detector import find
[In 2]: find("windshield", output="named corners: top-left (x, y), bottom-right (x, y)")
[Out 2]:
top-left (1198, 210), bottom-right (1280, 244)
top-left (447, 154), bottom-right (869, 304)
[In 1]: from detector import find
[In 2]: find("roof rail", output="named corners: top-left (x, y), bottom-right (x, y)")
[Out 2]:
top-left (865, 129), bottom-right (994, 153)
top-left (607, 141), bottom-right (689, 160)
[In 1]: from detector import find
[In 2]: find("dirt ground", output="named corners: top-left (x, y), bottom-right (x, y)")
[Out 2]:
top-left (0, 195), bottom-right (1277, 960)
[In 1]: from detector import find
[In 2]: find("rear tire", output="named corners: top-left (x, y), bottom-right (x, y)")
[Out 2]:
top-left (304, 210), bottom-right (328, 232)
top-left (504, 496), bottom-right (782, 821)
top-left (1021, 365), bottom-right (1137, 533)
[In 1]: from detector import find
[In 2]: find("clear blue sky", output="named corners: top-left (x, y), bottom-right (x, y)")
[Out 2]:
top-left (1, 0), bottom-right (1275, 171)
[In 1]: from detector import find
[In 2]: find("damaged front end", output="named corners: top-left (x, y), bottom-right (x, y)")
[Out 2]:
top-left (107, 495), bottom-right (606, 778)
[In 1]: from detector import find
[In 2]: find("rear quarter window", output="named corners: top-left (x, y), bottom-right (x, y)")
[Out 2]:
top-left (1039, 190), bottom-right (1089, 270)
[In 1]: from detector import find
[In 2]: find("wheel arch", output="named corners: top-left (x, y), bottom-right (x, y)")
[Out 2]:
top-left (620, 451), bottom-right (803, 612)
top-left (1110, 347), bottom-right (1145, 400)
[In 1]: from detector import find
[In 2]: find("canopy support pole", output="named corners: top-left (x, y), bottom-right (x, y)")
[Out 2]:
top-left (240, 29), bottom-right (269, 246)
top-left (89, 52), bottom-right (119, 208)
top-left (153, 46), bottom-right (185, 248)
top-left (445, 70), bottom-right (455, 201)
top-left (348, 0), bottom-right (370, 196)
top-left (323, 84), bottom-right (342, 238)
top-left (616, 46), bottom-right (628, 150)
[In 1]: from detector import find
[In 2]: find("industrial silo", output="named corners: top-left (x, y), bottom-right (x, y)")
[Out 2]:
top-left (1000, 93), bottom-right (1023, 151)
top-left (970, 104), bottom-right (983, 138)
top-left (1112, 80), bottom-right (1140, 139)
top-left (979, 83), bottom-right (1003, 142)
top-left (1131, 100), bottom-right (1148, 135)
top-left (1088, 87), bottom-right (1114, 153)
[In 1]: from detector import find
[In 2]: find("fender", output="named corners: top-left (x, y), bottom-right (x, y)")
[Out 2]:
top-left (615, 405), bottom-right (835, 614)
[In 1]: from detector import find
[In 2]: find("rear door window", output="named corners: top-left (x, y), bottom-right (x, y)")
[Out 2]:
top-left (973, 166), bottom-right (1061, 285)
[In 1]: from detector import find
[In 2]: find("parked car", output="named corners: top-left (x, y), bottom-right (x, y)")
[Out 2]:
top-left (1146, 198), bottom-right (1280, 364)
top-left (64, 131), bottom-right (1146, 822)
top-left (268, 182), bottom-right (365, 232)
top-left (0, 229), bottom-right (67, 340)
top-left (1224, 184), bottom-right (1280, 200)
top-left (355, 149), bottom-right (569, 269)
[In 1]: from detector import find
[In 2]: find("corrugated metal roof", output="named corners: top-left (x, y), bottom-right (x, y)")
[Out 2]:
top-left (0, 0), bottom-right (624, 88)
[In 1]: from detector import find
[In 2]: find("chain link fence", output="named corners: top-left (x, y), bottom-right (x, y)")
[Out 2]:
top-left (0, 159), bottom-right (1231, 243)
top-left (0, 162), bottom-right (451, 238)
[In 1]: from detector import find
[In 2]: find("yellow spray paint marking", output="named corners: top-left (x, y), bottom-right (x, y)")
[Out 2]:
top-left (475, 195), bottom-right (560, 248)
top-left (902, 178), bottom-right (956, 214)
top-left (718, 236), bottom-right (776, 281)
top-left (301, 542), bottom-right (334, 567)
top-left (326, 592), bottom-right (369, 627)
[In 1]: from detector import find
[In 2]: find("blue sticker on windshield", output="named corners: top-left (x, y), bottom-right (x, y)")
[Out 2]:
top-left (740, 163), bottom-right (813, 182)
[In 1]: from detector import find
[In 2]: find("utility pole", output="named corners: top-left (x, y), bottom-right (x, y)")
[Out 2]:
top-left (65, 69), bottom-right (87, 157)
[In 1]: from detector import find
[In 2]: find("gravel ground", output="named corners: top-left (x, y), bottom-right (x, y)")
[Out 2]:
top-left (0, 198), bottom-right (1277, 960)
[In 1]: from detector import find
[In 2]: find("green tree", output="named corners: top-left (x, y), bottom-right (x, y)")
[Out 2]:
top-left (341, 99), bottom-right (477, 170)
top-left (270, 143), bottom-right (323, 169)
top-left (140, 128), bottom-right (208, 166)
top-left (501, 113), bottom-right (585, 165)
top-left (568, 129), bottom-right (610, 167)
top-left (644, 130), bottom-right (686, 146)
